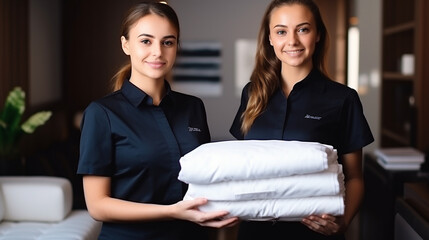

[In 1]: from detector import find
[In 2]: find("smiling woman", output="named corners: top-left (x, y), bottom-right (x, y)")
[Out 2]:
top-left (269, 3), bottom-right (320, 84)
top-left (229, 0), bottom-right (373, 239)
top-left (120, 14), bottom-right (178, 104)
top-left (76, 1), bottom-right (238, 240)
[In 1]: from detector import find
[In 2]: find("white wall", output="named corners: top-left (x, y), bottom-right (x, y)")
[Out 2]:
top-left (29, 0), bottom-right (62, 106)
top-left (169, 0), bottom-right (271, 141)
top-left (356, 0), bottom-right (381, 153)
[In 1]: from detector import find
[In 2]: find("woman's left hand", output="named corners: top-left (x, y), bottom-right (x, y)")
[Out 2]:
top-left (301, 214), bottom-right (345, 236)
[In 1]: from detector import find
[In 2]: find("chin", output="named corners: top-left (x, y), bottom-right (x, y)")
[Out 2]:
top-left (284, 61), bottom-right (305, 68)
top-left (146, 71), bottom-right (168, 80)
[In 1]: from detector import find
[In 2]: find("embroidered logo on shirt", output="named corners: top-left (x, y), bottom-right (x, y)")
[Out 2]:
top-left (188, 127), bottom-right (202, 132)
top-left (304, 114), bottom-right (322, 120)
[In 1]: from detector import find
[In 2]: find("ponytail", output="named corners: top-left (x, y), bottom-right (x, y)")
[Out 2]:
top-left (111, 63), bottom-right (131, 91)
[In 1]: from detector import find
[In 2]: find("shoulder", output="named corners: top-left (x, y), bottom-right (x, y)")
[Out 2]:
top-left (83, 91), bottom-right (124, 119)
top-left (239, 82), bottom-right (252, 100)
top-left (319, 75), bottom-right (359, 100)
top-left (170, 90), bottom-right (205, 106)
top-left (84, 91), bottom-right (130, 114)
top-left (92, 90), bottom-right (126, 107)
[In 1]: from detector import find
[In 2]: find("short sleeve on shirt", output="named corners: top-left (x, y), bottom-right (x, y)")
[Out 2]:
top-left (77, 102), bottom-right (114, 176)
top-left (230, 83), bottom-right (250, 140)
top-left (338, 89), bottom-right (374, 155)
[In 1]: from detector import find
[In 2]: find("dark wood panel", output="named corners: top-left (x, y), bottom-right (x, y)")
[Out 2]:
top-left (0, 0), bottom-right (29, 105)
top-left (62, 0), bottom-right (142, 114)
top-left (415, 0), bottom-right (429, 152)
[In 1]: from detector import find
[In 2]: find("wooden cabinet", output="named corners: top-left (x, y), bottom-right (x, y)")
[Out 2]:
top-left (380, 0), bottom-right (429, 152)
top-left (360, 154), bottom-right (426, 240)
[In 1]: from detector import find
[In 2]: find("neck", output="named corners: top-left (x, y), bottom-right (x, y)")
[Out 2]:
top-left (130, 76), bottom-right (166, 106)
top-left (281, 63), bottom-right (313, 97)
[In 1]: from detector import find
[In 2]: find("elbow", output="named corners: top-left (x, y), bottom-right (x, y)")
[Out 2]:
top-left (86, 205), bottom-right (104, 221)
top-left (85, 201), bottom-right (109, 222)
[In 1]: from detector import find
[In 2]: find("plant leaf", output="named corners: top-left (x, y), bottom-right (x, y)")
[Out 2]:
top-left (5, 87), bottom-right (25, 113)
top-left (0, 87), bottom-right (25, 147)
top-left (21, 111), bottom-right (52, 134)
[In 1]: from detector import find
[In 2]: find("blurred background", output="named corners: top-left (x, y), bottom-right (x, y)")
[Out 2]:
top-left (1, 0), bottom-right (429, 239)
top-left (0, 0), bottom-right (380, 148)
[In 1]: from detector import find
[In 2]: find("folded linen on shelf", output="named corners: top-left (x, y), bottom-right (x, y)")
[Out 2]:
top-left (178, 140), bottom-right (337, 184)
top-left (185, 195), bottom-right (345, 221)
top-left (185, 164), bottom-right (345, 201)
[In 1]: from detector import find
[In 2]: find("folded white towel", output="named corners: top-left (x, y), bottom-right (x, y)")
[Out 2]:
top-left (185, 164), bottom-right (345, 201)
top-left (186, 195), bottom-right (345, 221)
top-left (179, 140), bottom-right (337, 184)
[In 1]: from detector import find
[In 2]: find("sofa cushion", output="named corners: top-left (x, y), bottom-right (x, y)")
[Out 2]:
top-left (0, 210), bottom-right (102, 240)
top-left (0, 176), bottom-right (72, 222)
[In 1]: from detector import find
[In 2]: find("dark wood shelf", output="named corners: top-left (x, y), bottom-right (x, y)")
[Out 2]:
top-left (383, 21), bottom-right (415, 35)
top-left (381, 129), bottom-right (411, 146)
top-left (380, 0), bottom-right (429, 152)
top-left (382, 72), bottom-right (415, 81)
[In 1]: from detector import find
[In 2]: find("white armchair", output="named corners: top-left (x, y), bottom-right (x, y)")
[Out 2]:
top-left (0, 176), bottom-right (101, 240)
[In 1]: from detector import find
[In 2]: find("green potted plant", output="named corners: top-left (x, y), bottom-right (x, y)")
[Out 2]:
top-left (0, 87), bottom-right (52, 174)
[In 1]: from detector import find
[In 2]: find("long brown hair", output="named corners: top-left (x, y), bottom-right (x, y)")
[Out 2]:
top-left (112, 1), bottom-right (180, 91)
top-left (241, 0), bottom-right (330, 134)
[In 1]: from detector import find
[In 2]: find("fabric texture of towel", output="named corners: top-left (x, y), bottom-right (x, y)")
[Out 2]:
top-left (185, 195), bottom-right (345, 221)
top-left (179, 140), bottom-right (345, 221)
top-left (178, 140), bottom-right (337, 184)
top-left (184, 164), bottom-right (344, 201)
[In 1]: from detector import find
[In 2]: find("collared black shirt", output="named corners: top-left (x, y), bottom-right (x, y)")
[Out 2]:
top-left (231, 69), bottom-right (374, 160)
top-left (77, 79), bottom-right (210, 239)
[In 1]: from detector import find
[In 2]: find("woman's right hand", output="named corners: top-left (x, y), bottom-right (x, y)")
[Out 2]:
top-left (171, 198), bottom-right (239, 228)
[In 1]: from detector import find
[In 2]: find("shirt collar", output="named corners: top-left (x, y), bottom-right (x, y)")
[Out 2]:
top-left (274, 68), bottom-right (327, 99)
top-left (292, 68), bottom-right (326, 92)
top-left (121, 79), bottom-right (173, 107)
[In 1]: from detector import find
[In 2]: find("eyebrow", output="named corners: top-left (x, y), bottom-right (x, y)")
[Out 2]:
top-left (137, 33), bottom-right (177, 40)
top-left (273, 22), bottom-right (311, 28)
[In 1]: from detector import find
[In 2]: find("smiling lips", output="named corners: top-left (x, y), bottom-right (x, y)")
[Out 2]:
top-left (146, 61), bottom-right (166, 69)
top-left (284, 49), bottom-right (304, 56)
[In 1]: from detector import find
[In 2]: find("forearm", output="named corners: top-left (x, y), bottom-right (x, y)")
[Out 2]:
top-left (86, 196), bottom-right (174, 222)
top-left (82, 176), bottom-right (238, 227)
top-left (343, 177), bottom-right (364, 227)
top-left (341, 149), bottom-right (364, 229)
top-left (301, 150), bottom-right (364, 235)
top-left (83, 175), bottom-right (176, 222)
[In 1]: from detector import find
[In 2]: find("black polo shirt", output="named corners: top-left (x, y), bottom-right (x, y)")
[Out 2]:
top-left (77, 79), bottom-right (210, 239)
top-left (230, 69), bottom-right (374, 158)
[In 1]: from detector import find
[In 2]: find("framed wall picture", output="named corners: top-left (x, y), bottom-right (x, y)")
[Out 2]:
top-left (172, 41), bottom-right (222, 97)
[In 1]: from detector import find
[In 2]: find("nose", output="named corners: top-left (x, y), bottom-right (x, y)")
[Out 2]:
top-left (287, 32), bottom-right (298, 46)
top-left (151, 42), bottom-right (162, 57)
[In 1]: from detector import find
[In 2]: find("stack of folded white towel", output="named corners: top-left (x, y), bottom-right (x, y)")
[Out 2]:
top-left (178, 140), bottom-right (345, 221)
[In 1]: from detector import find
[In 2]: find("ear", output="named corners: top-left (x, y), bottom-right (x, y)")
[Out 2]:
top-left (269, 35), bottom-right (273, 46)
top-left (121, 36), bottom-right (130, 55)
top-left (316, 33), bottom-right (321, 43)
